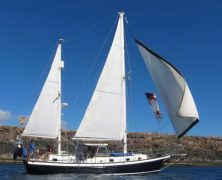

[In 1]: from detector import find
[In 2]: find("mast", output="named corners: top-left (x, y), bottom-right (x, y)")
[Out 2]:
top-left (57, 39), bottom-right (64, 155)
top-left (119, 12), bottom-right (127, 153)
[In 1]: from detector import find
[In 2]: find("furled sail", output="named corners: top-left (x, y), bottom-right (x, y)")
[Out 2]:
top-left (74, 13), bottom-right (125, 141)
top-left (136, 40), bottom-right (199, 138)
top-left (22, 41), bottom-right (64, 139)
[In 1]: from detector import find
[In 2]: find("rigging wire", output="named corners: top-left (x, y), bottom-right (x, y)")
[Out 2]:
top-left (22, 14), bottom-right (115, 115)
top-left (58, 14), bottom-right (116, 138)
top-left (125, 15), bottom-right (174, 136)
top-left (64, 14), bottom-right (116, 43)
top-left (124, 21), bottom-right (135, 133)
top-left (160, 154), bottom-right (187, 171)
top-left (20, 14), bottom-right (119, 153)
top-left (126, 87), bottom-right (135, 133)
top-left (22, 13), bottom-right (116, 128)
top-left (124, 16), bottom-right (137, 40)
top-left (65, 15), bottom-right (119, 124)
top-left (22, 44), bottom-right (58, 118)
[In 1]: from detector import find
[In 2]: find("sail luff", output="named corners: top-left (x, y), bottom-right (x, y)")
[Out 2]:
top-left (135, 39), bottom-right (199, 138)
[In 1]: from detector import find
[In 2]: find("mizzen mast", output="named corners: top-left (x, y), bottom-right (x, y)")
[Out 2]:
top-left (57, 38), bottom-right (64, 155)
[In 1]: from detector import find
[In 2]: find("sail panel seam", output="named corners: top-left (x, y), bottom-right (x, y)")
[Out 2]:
top-left (96, 90), bottom-right (121, 95)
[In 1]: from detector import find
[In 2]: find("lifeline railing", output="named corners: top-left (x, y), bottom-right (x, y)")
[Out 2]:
top-left (28, 146), bottom-right (186, 164)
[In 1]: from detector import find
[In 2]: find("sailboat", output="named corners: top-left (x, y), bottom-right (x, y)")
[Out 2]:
top-left (21, 12), bottom-right (199, 174)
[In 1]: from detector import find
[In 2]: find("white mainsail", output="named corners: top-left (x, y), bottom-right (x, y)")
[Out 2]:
top-left (22, 41), bottom-right (64, 139)
top-left (74, 13), bottom-right (126, 141)
top-left (136, 40), bottom-right (199, 138)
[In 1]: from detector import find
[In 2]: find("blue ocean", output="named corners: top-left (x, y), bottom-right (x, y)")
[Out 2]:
top-left (0, 163), bottom-right (222, 180)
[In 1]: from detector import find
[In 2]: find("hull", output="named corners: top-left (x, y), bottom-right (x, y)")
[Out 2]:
top-left (23, 155), bottom-right (170, 175)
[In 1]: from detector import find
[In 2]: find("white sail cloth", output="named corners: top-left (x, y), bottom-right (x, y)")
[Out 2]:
top-left (22, 43), bottom-right (64, 139)
top-left (136, 40), bottom-right (199, 138)
top-left (74, 14), bottom-right (125, 141)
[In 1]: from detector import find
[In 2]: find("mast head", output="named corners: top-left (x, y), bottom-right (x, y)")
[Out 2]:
top-left (58, 39), bottom-right (64, 44)
top-left (119, 11), bottom-right (125, 17)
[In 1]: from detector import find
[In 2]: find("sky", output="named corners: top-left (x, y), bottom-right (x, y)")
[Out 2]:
top-left (0, 0), bottom-right (222, 137)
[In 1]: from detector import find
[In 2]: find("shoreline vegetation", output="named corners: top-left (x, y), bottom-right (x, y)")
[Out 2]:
top-left (1, 126), bottom-right (222, 165)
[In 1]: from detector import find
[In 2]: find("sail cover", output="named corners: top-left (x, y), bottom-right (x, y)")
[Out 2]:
top-left (136, 40), bottom-right (199, 138)
top-left (74, 14), bottom-right (125, 141)
top-left (22, 43), bottom-right (63, 139)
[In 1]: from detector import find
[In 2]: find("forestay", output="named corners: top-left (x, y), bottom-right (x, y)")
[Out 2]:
top-left (74, 13), bottom-right (125, 141)
top-left (136, 40), bottom-right (199, 138)
top-left (22, 42), bottom-right (64, 139)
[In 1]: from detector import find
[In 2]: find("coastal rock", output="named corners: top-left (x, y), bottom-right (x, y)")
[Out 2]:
top-left (0, 126), bottom-right (222, 164)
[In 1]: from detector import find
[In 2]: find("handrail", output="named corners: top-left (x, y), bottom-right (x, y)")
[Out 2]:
top-left (28, 146), bottom-right (186, 163)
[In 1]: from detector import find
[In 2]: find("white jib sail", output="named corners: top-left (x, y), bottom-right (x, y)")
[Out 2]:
top-left (136, 40), bottom-right (199, 138)
top-left (74, 13), bottom-right (125, 141)
top-left (22, 42), bottom-right (64, 139)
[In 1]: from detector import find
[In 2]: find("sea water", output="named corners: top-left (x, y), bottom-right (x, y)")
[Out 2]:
top-left (0, 163), bottom-right (222, 180)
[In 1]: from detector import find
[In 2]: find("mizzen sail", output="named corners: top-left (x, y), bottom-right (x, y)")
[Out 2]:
top-left (136, 40), bottom-right (199, 138)
top-left (74, 13), bottom-right (125, 141)
top-left (22, 41), bottom-right (64, 139)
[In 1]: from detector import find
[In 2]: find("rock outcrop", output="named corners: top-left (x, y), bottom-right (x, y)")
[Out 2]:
top-left (1, 126), bottom-right (222, 164)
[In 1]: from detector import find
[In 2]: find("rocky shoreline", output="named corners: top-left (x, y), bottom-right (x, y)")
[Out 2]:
top-left (1, 126), bottom-right (222, 164)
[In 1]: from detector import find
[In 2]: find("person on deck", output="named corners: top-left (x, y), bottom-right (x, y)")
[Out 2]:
top-left (46, 145), bottom-right (53, 154)
top-left (29, 139), bottom-right (36, 159)
top-left (22, 147), bottom-right (27, 160)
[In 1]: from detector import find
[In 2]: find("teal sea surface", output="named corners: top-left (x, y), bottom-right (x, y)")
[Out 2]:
top-left (0, 163), bottom-right (222, 180)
